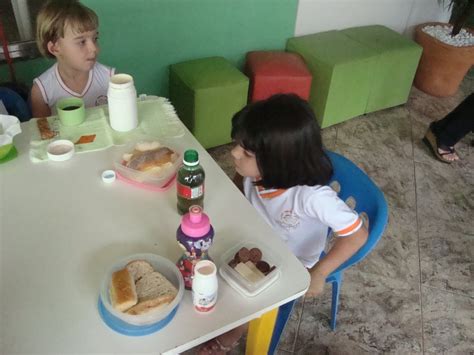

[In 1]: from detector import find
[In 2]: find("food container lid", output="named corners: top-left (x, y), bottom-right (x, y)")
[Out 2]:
top-left (102, 170), bottom-right (116, 183)
top-left (47, 139), bottom-right (75, 162)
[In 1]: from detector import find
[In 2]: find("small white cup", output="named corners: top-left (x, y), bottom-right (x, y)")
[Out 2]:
top-left (47, 140), bottom-right (75, 161)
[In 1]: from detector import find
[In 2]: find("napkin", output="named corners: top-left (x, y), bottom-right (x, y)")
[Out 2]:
top-left (29, 96), bottom-right (184, 162)
top-left (0, 114), bottom-right (22, 146)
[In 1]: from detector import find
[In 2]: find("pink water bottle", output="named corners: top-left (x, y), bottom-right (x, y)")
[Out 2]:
top-left (176, 205), bottom-right (214, 289)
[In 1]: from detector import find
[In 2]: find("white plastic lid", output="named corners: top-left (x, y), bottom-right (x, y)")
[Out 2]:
top-left (47, 140), bottom-right (75, 162)
top-left (102, 170), bottom-right (116, 183)
top-left (109, 73), bottom-right (134, 89)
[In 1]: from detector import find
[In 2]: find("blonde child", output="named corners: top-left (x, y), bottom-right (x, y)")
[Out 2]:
top-left (31, 0), bottom-right (115, 117)
top-left (198, 94), bottom-right (368, 354)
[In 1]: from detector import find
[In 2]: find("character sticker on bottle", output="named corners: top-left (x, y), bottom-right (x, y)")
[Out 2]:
top-left (192, 290), bottom-right (217, 312)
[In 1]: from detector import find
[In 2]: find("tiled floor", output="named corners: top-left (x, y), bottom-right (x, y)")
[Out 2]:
top-left (206, 74), bottom-right (473, 355)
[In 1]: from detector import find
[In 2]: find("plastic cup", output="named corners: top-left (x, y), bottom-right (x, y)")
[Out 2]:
top-left (0, 143), bottom-right (12, 159)
top-left (56, 97), bottom-right (86, 126)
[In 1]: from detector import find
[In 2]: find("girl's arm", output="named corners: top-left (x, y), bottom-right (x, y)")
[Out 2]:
top-left (307, 225), bottom-right (368, 297)
top-left (31, 83), bottom-right (51, 118)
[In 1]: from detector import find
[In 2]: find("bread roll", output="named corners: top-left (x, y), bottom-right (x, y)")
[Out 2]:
top-left (126, 271), bottom-right (178, 315)
top-left (37, 117), bottom-right (56, 140)
top-left (126, 260), bottom-right (154, 282)
top-left (125, 147), bottom-right (177, 172)
top-left (109, 268), bottom-right (138, 312)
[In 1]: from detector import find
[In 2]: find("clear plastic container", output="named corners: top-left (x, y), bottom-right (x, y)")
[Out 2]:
top-left (219, 242), bottom-right (281, 297)
top-left (99, 253), bottom-right (184, 326)
top-left (114, 138), bottom-right (181, 187)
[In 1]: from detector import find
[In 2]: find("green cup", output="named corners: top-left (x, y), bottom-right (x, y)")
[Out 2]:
top-left (56, 97), bottom-right (86, 126)
top-left (0, 143), bottom-right (13, 160)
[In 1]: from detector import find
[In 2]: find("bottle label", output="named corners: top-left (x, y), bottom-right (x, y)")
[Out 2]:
top-left (177, 182), bottom-right (204, 199)
top-left (192, 289), bottom-right (217, 312)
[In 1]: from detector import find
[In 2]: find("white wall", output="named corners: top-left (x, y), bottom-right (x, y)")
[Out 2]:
top-left (295, 0), bottom-right (452, 38)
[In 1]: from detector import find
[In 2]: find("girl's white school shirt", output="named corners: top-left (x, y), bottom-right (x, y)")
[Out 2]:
top-left (243, 177), bottom-right (362, 268)
top-left (33, 62), bottom-right (115, 115)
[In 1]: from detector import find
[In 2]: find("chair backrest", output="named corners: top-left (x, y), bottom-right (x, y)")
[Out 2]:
top-left (0, 87), bottom-right (32, 121)
top-left (325, 151), bottom-right (389, 274)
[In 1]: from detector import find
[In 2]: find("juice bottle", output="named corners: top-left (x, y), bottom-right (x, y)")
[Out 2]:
top-left (177, 149), bottom-right (205, 215)
top-left (192, 260), bottom-right (218, 312)
top-left (176, 205), bottom-right (214, 289)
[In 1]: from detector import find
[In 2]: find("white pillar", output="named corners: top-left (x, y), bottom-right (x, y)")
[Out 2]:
top-left (11, 0), bottom-right (34, 41)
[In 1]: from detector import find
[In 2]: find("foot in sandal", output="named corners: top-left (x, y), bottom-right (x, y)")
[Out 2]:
top-left (196, 324), bottom-right (247, 355)
top-left (423, 127), bottom-right (460, 163)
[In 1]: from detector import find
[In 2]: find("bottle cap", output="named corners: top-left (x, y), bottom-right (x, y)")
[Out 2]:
top-left (109, 73), bottom-right (135, 89)
top-left (183, 149), bottom-right (199, 166)
top-left (194, 260), bottom-right (217, 278)
top-left (181, 205), bottom-right (210, 237)
top-left (101, 170), bottom-right (116, 183)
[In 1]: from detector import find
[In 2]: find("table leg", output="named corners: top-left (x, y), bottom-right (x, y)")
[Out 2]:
top-left (245, 308), bottom-right (278, 355)
top-left (268, 299), bottom-right (296, 354)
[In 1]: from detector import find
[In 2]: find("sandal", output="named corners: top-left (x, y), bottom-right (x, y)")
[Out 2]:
top-left (197, 337), bottom-right (239, 355)
top-left (423, 127), bottom-right (458, 163)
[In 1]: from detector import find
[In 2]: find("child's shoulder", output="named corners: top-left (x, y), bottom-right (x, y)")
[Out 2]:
top-left (296, 184), bottom-right (340, 206)
top-left (297, 184), bottom-right (336, 197)
top-left (94, 62), bottom-right (115, 77)
top-left (35, 63), bottom-right (57, 82)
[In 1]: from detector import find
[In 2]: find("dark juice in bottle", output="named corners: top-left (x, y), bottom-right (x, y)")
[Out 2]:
top-left (177, 149), bottom-right (205, 215)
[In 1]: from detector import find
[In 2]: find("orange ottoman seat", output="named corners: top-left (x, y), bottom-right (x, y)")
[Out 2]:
top-left (245, 51), bottom-right (312, 102)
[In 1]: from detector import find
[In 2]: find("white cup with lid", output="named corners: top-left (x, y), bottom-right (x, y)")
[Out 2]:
top-left (107, 73), bottom-right (138, 132)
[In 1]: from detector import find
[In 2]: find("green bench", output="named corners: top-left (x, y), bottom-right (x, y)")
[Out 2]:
top-left (287, 25), bottom-right (422, 128)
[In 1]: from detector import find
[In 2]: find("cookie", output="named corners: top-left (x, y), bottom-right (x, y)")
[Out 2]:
top-left (237, 247), bottom-right (250, 263)
top-left (256, 260), bottom-right (270, 274)
top-left (228, 258), bottom-right (238, 268)
top-left (249, 248), bottom-right (262, 263)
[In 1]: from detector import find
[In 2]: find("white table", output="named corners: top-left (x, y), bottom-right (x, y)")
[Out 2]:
top-left (0, 111), bottom-right (309, 354)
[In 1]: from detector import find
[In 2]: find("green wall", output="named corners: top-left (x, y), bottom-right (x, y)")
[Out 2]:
top-left (1, 0), bottom-right (297, 97)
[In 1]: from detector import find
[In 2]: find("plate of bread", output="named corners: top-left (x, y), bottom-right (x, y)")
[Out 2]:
top-left (99, 253), bottom-right (184, 331)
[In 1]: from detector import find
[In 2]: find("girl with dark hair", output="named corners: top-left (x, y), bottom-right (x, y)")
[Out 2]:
top-left (198, 94), bottom-right (368, 354)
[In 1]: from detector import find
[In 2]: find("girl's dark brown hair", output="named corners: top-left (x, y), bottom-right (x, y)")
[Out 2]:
top-left (231, 94), bottom-right (333, 189)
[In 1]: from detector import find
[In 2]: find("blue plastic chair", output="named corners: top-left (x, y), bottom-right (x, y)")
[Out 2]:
top-left (0, 87), bottom-right (32, 121)
top-left (268, 151), bottom-right (389, 353)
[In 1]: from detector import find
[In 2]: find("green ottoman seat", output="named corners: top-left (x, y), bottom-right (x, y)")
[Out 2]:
top-left (287, 31), bottom-right (379, 128)
top-left (341, 25), bottom-right (422, 113)
top-left (169, 56), bottom-right (249, 148)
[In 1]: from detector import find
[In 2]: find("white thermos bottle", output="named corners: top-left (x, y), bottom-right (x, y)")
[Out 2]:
top-left (107, 73), bottom-right (138, 132)
top-left (192, 260), bottom-right (218, 312)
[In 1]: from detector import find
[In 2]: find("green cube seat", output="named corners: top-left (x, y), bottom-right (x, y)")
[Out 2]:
top-left (169, 56), bottom-right (249, 148)
top-left (341, 25), bottom-right (422, 113)
top-left (287, 31), bottom-right (379, 128)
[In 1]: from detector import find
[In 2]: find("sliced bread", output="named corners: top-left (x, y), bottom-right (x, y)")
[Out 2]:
top-left (126, 259), bottom-right (154, 282)
top-left (126, 271), bottom-right (178, 315)
top-left (109, 268), bottom-right (138, 312)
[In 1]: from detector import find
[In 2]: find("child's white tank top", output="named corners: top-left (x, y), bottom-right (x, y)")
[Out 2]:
top-left (33, 62), bottom-right (115, 115)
